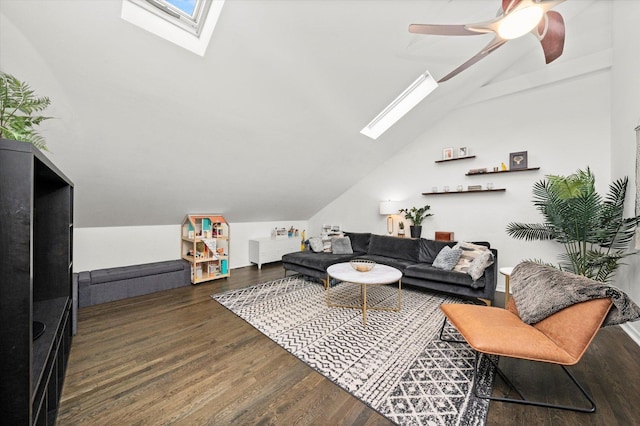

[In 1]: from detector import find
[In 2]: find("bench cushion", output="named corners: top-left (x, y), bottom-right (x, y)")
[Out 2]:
top-left (90, 260), bottom-right (186, 285)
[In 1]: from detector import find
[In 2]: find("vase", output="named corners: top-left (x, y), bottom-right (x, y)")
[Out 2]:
top-left (410, 225), bottom-right (422, 239)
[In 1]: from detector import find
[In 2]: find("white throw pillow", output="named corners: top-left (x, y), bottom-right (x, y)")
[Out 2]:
top-left (309, 237), bottom-right (323, 253)
top-left (467, 251), bottom-right (492, 281)
top-left (453, 242), bottom-right (494, 280)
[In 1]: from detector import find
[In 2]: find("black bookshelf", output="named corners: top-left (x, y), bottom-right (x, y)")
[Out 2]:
top-left (0, 139), bottom-right (74, 425)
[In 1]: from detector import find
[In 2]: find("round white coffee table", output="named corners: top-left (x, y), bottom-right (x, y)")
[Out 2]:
top-left (326, 262), bottom-right (402, 326)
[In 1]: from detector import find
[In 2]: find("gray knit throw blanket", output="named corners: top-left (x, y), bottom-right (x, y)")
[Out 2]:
top-left (511, 262), bottom-right (640, 326)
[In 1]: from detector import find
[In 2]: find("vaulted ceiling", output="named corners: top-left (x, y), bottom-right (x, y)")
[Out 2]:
top-left (0, 0), bottom-right (610, 227)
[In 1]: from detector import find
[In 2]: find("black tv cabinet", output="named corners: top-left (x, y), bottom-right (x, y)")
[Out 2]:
top-left (0, 139), bottom-right (74, 425)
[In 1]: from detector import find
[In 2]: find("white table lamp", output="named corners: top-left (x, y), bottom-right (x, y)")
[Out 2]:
top-left (379, 201), bottom-right (397, 235)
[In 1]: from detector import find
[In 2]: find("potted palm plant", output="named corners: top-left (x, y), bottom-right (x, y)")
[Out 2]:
top-left (0, 71), bottom-right (51, 150)
top-left (399, 205), bottom-right (433, 238)
top-left (506, 167), bottom-right (640, 282)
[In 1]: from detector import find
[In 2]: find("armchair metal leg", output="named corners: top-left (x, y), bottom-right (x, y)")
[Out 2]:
top-left (472, 352), bottom-right (597, 413)
top-left (438, 316), bottom-right (466, 343)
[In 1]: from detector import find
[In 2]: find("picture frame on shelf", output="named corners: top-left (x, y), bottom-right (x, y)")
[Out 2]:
top-left (458, 147), bottom-right (468, 157)
top-left (509, 151), bottom-right (528, 170)
top-left (443, 147), bottom-right (454, 160)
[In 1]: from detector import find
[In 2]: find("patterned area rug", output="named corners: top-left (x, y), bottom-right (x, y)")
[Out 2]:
top-left (211, 276), bottom-right (494, 425)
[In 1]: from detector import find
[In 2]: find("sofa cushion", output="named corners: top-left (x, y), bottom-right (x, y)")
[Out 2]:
top-left (355, 255), bottom-right (417, 273)
top-left (404, 263), bottom-right (486, 289)
top-left (344, 232), bottom-right (371, 253)
top-left (418, 239), bottom-right (457, 263)
top-left (432, 246), bottom-right (463, 270)
top-left (332, 236), bottom-right (353, 254)
top-left (367, 234), bottom-right (421, 262)
top-left (282, 251), bottom-right (358, 271)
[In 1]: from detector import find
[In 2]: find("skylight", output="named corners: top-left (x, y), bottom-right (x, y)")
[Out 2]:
top-left (122, 0), bottom-right (225, 56)
top-left (166, 0), bottom-right (197, 17)
top-left (360, 71), bottom-right (438, 140)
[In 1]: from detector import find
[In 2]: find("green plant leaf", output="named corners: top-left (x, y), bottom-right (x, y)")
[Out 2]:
top-left (0, 71), bottom-right (51, 150)
top-left (399, 205), bottom-right (433, 226)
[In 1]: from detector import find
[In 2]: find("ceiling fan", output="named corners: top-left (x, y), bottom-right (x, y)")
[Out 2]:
top-left (409, 0), bottom-right (566, 82)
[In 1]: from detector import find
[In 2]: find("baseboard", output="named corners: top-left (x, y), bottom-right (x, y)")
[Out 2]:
top-left (620, 323), bottom-right (640, 347)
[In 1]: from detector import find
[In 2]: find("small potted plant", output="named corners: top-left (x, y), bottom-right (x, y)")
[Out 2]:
top-left (399, 205), bottom-right (433, 238)
top-left (398, 221), bottom-right (405, 237)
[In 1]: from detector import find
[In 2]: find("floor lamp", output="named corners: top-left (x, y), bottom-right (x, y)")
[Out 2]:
top-left (379, 201), bottom-right (397, 235)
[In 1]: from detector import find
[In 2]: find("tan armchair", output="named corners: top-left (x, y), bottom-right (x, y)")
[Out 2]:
top-left (440, 296), bottom-right (613, 412)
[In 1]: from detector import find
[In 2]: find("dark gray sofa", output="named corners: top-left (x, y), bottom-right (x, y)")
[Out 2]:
top-left (282, 232), bottom-right (498, 303)
top-left (77, 259), bottom-right (191, 307)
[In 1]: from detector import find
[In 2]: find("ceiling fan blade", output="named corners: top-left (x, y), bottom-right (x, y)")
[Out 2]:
top-left (537, 10), bottom-right (565, 63)
top-left (409, 24), bottom-right (483, 36)
top-left (438, 37), bottom-right (508, 83)
top-left (502, 0), bottom-right (522, 14)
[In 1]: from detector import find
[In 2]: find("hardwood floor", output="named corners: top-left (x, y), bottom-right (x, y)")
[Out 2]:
top-left (58, 263), bottom-right (640, 425)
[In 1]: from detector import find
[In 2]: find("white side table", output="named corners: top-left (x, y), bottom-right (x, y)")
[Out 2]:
top-left (499, 266), bottom-right (514, 308)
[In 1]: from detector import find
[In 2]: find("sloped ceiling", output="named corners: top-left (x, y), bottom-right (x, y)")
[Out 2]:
top-left (0, 0), bottom-right (609, 227)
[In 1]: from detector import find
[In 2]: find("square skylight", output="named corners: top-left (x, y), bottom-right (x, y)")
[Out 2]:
top-left (122, 0), bottom-right (225, 56)
top-left (165, 0), bottom-right (197, 17)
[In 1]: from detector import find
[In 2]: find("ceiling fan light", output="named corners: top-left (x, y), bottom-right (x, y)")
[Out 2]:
top-left (497, 6), bottom-right (544, 40)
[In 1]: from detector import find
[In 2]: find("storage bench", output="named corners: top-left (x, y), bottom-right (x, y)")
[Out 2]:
top-left (77, 259), bottom-right (191, 307)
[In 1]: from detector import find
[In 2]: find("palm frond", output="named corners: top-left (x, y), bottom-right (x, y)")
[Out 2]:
top-left (506, 222), bottom-right (556, 241)
top-left (0, 71), bottom-right (51, 150)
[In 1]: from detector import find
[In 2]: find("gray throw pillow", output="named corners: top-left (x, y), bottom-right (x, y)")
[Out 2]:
top-left (331, 236), bottom-right (353, 254)
top-left (432, 246), bottom-right (463, 270)
top-left (309, 237), bottom-right (323, 253)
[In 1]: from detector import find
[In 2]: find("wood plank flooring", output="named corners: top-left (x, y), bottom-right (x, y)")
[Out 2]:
top-left (58, 263), bottom-right (640, 425)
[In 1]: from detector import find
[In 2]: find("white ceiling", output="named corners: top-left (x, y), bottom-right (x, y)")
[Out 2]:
top-left (0, 0), bottom-right (609, 227)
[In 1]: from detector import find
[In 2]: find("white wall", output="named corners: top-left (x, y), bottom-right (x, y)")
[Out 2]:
top-left (611, 1), bottom-right (640, 344)
top-left (227, 221), bottom-right (308, 269)
top-left (74, 220), bottom-right (308, 272)
top-left (74, 225), bottom-right (180, 272)
top-left (310, 70), bottom-right (612, 293)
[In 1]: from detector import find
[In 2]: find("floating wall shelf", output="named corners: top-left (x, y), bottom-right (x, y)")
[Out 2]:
top-left (466, 167), bottom-right (540, 176)
top-left (435, 155), bottom-right (476, 163)
top-left (422, 188), bottom-right (506, 195)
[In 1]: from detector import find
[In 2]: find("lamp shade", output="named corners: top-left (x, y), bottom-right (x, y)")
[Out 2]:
top-left (379, 201), bottom-right (397, 215)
